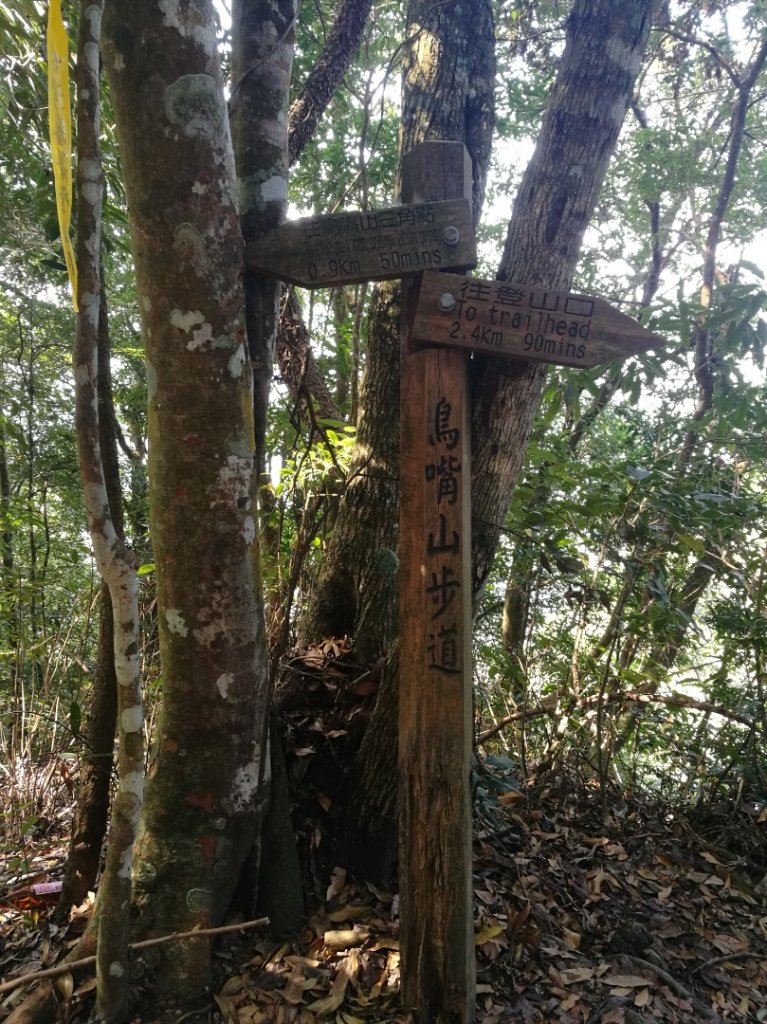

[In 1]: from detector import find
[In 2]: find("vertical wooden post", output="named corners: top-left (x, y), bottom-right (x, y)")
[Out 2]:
top-left (399, 142), bottom-right (475, 1023)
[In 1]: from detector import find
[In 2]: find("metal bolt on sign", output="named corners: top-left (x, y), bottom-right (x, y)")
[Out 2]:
top-left (442, 225), bottom-right (461, 246)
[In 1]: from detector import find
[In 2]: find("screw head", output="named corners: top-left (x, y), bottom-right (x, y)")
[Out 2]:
top-left (442, 225), bottom-right (461, 246)
top-left (438, 292), bottom-right (457, 312)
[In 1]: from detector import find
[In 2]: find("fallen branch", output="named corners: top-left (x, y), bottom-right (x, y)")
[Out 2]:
top-left (0, 916), bottom-right (269, 996)
top-left (690, 949), bottom-right (763, 976)
top-left (476, 689), bottom-right (753, 745)
top-left (620, 954), bottom-right (725, 1024)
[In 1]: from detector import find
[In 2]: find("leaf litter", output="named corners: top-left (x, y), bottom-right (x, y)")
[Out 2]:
top-left (2, 737), bottom-right (767, 1022)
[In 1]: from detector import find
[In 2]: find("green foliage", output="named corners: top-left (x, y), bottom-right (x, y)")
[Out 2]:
top-left (0, 0), bottom-right (766, 817)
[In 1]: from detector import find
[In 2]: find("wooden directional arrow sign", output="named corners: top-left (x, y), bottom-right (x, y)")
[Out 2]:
top-left (411, 272), bottom-right (664, 367)
top-left (244, 199), bottom-right (476, 288)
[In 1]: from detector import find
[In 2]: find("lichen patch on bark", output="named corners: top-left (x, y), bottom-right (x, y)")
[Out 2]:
top-left (216, 673), bottom-right (233, 699)
top-left (81, 292), bottom-right (100, 326)
top-left (121, 705), bottom-right (143, 733)
top-left (159, 0), bottom-right (217, 56)
top-left (170, 308), bottom-right (206, 332)
top-left (228, 343), bottom-right (247, 377)
top-left (121, 770), bottom-right (144, 797)
top-left (146, 360), bottom-right (157, 400)
top-left (185, 887), bottom-right (212, 913)
top-left (242, 516), bottom-right (256, 546)
top-left (260, 174), bottom-right (288, 202)
top-left (165, 608), bottom-right (189, 636)
top-left (164, 74), bottom-right (225, 144)
top-left (230, 758), bottom-right (260, 811)
top-left (118, 844), bottom-right (133, 879)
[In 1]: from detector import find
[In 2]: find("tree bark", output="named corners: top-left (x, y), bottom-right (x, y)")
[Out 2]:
top-left (73, 5), bottom-right (143, 1018)
top-left (103, 2), bottom-right (268, 996)
top-left (229, 0), bottom-right (301, 928)
top-left (57, 273), bottom-right (123, 924)
top-left (276, 289), bottom-right (341, 425)
top-left (470, 0), bottom-right (658, 601)
top-left (288, 0), bottom-right (375, 167)
top-left (230, 0), bottom-right (296, 484)
top-left (309, 0), bottom-right (495, 882)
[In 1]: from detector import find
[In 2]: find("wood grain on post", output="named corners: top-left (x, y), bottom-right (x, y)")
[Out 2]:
top-left (399, 142), bottom-right (475, 1024)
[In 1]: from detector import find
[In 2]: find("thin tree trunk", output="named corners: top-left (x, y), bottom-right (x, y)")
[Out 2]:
top-left (0, 379), bottom-right (16, 660)
top-left (73, 6), bottom-right (143, 1019)
top-left (57, 274), bottom-right (123, 923)
top-left (287, 0), bottom-right (375, 166)
top-left (275, 0), bottom-right (383, 429)
top-left (276, 289), bottom-right (341, 425)
top-left (229, 0), bottom-right (300, 929)
top-left (230, 0), bottom-right (296, 485)
top-left (680, 34), bottom-right (767, 466)
top-left (610, 35), bottom-right (767, 750)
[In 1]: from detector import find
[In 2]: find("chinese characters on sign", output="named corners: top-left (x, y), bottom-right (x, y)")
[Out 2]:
top-left (244, 199), bottom-right (476, 288)
top-left (425, 397), bottom-right (464, 676)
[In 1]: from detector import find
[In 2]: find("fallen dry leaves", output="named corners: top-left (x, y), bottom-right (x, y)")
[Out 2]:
top-left (2, 753), bottom-right (767, 1023)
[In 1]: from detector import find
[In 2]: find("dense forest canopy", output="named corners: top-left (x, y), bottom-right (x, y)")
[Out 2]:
top-left (1, 0), bottom-right (767, 1021)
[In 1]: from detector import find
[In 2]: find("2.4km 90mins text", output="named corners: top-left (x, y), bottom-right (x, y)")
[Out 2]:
top-left (448, 301), bottom-right (592, 360)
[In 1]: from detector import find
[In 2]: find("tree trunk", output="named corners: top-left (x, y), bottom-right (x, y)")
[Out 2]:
top-left (287, 0), bottom-right (375, 167)
top-left (296, 280), bottom-right (402, 664)
top-left (73, 5), bottom-right (143, 1017)
top-left (102, 2), bottom-right (268, 996)
top-left (307, 0), bottom-right (495, 881)
top-left (0, 376), bottom-right (16, 669)
top-left (331, 0), bottom-right (657, 883)
top-left (470, 0), bottom-right (658, 601)
top-left (57, 273), bottom-right (123, 923)
top-left (230, 0), bottom-right (296, 485)
top-left (229, 0), bottom-right (302, 928)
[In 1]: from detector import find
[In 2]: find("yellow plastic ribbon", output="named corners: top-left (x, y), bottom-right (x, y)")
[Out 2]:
top-left (47, 0), bottom-right (78, 311)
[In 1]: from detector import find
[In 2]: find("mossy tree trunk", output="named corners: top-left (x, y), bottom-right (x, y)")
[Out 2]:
top-left (102, 2), bottom-right (268, 997)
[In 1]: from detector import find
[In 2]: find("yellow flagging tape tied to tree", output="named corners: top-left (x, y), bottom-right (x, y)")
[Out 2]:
top-left (47, 0), bottom-right (78, 311)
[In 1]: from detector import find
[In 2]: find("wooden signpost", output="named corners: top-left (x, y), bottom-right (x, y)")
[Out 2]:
top-left (398, 144), bottom-right (475, 1024)
top-left (244, 141), bottom-right (664, 1024)
top-left (412, 271), bottom-right (665, 367)
top-left (244, 198), bottom-right (475, 287)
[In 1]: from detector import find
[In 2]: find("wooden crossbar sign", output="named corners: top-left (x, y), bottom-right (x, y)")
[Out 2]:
top-left (244, 199), bottom-right (476, 287)
top-left (411, 271), bottom-right (665, 367)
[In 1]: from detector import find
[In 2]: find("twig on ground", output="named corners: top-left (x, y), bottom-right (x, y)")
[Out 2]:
top-left (0, 916), bottom-right (270, 996)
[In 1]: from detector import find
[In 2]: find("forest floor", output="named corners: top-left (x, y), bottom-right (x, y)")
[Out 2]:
top-left (1, 749), bottom-right (766, 1024)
